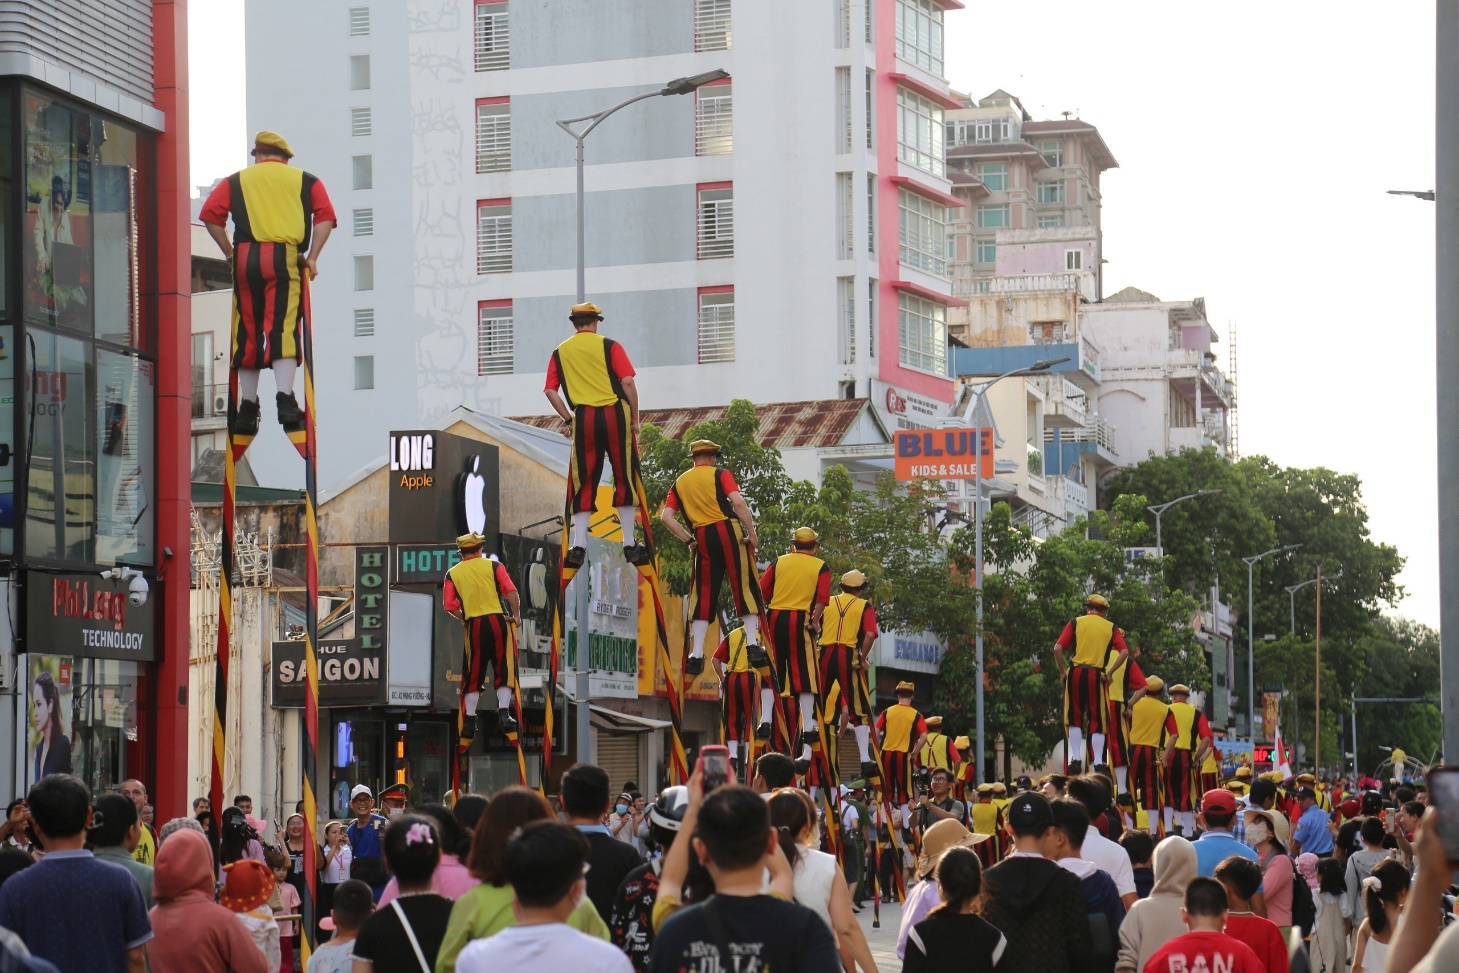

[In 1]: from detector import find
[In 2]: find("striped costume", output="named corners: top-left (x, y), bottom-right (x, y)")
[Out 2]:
top-left (761, 551), bottom-right (831, 697)
top-left (1163, 701), bottom-right (1211, 813)
top-left (817, 592), bottom-right (877, 726)
top-left (1127, 695), bottom-right (1170, 817)
top-left (1105, 655), bottom-right (1146, 769)
top-left (666, 465), bottom-right (762, 621)
top-left (444, 555), bottom-right (518, 694)
top-left (714, 627), bottom-right (768, 744)
top-left (1056, 613), bottom-right (1129, 737)
top-left (876, 703), bottom-right (927, 807)
top-left (544, 331), bottom-right (637, 514)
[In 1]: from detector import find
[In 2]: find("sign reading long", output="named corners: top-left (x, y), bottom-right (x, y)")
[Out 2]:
top-left (893, 428), bottom-right (993, 480)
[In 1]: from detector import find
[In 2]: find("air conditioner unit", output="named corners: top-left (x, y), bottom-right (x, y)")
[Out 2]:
top-left (213, 393), bottom-right (228, 415)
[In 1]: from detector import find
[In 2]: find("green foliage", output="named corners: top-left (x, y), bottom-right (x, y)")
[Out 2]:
top-left (1349, 617), bottom-right (1442, 775)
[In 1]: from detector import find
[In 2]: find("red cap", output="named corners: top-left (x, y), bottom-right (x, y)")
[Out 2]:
top-left (1202, 789), bottom-right (1237, 814)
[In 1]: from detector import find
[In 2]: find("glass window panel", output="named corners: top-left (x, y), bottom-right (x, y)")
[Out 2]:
top-left (24, 92), bottom-right (94, 333)
top-left (352, 155), bottom-right (372, 191)
top-left (93, 119), bottom-right (145, 349)
top-left (24, 330), bottom-right (94, 562)
top-left (94, 348), bottom-right (153, 566)
top-left (0, 324), bottom-right (13, 555)
top-left (67, 657), bottom-right (144, 795)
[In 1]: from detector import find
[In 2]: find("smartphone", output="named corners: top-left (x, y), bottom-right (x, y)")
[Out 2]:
top-left (1426, 766), bottom-right (1459, 863)
top-left (698, 745), bottom-right (731, 792)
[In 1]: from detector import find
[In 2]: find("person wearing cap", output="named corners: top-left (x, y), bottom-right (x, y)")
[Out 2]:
top-left (1295, 772), bottom-right (1333, 813)
top-left (817, 569), bottom-right (881, 780)
top-left (1289, 786), bottom-right (1334, 858)
top-left (1160, 683), bottom-right (1213, 836)
top-left (838, 781), bottom-right (870, 907)
top-left (543, 302), bottom-right (646, 571)
top-left (1104, 643), bottom-right (1149, 795)
top-left (443, 532), bottom-right (522, 738)
top-left (1054, 594), bottom-right (1130, 771)
top-left (952, 736), bottom-right (974, 804)
top-left (661, 439), bottom-right (764, 677)
top-left (222, 858), bottom-right (281, 969)
top-left (1227, 765), bottom-right (1253, 797)
top-left (378, 783), bottom-right (410, 818)
top-left (346, 785), bottom-right (389, 899)
top-left (918, 716), bottom-right (960, 776)
top-left (1126, 675), bottom-right (1170, 835)
top-left (969, 784), bottom-right (1004, 868)
top-left (200, 132), bottom-right (336, 440)
top-left (876, 681), bottom-right (930, 828)
top-left (760, 527), bottom-right (832, 769)
top-left (1191, 789), bottom-right (1261, 881)
top-left (895, 818), bottom-right (989, 960)
top-left (712, 624), bottom-right (774, 771)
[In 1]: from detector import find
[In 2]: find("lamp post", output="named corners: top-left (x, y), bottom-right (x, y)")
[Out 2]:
top-left (958, 356), bottom-right (1069, 784)
top-left (1242, 544), bottom-right (1301, 740)
top-left (1284, 568), bottom-right (1341, 633)
top-left (1146, 489), bottom-right (1223, 559)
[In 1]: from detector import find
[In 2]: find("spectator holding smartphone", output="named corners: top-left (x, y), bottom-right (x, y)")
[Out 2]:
top-left (1386, 806), bottom-right (1459, 973)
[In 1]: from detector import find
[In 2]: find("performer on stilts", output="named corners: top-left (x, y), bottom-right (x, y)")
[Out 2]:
top-left (1128, 675), bottom-right (1170, 836)
top-left (659, 438), bottom-right (765, 680)
top-left (969, 784), bottom-right (1004, 866)
top-left (816, 569), bottom-right (881, 783)
top-left (1104, 644), bottom-right (1148, 794)
top-left (759, 528), bottom-right (831, 775)
top-left (442, 533), bottom-right (522, 740)
top-left (543, 302), bottom-right (649, 570)
top-left (1053, 593), bottom-right (1129, 771)
top-left (917, 716), bottom-right (959, 778)
top-left (1160, 682), bottom-right (1212, 836)
top-left (711, 623), bottom-right (771, 776)
top-left (875, 681), bottom-right (929, 835)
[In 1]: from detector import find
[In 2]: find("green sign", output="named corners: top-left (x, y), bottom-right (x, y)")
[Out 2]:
top-left (395, 544), bottom-right (462, 584)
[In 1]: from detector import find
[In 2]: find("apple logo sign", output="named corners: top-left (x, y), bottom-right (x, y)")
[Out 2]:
top-left (455, 455), bottom-right (489, 536)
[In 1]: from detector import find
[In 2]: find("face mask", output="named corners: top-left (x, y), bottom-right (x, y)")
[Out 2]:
top-left (1246, 821), bottom-right (1270, 846)
top-left (387, 807), bottom-right (404, 820)
top-left (616, 804), bottom-right (628, 816)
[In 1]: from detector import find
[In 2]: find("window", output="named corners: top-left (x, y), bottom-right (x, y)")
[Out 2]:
top-left (898, 292), bottom-right (947, 374)
top-left (351, 107), bottom-right (371, 137)
top-left (695, 0), bottom-right (731, 51)
top-left (478, 304), bottom-right (514, 375)
top-left (1037, 213), bottom-right (1065, 228)
top-left (475, 3), bottom-right (509, 71)
top-left (836, 68), bottom-right (852, 152)
top-left (973, 118), bottom-right (1011, 143)
top-left (837, 172), bottom-right (854, 258)
top-left (1038, 139), bottom-right (1063, 167)
top-left (975, 163), bottom-right (1007, 192)
top-left (977, 238), bottom-right (996, 264)
top-left (477, 202), bottom-right (512, 273)
top-left (898, 189), bottom-right (947, 276)
top-left (836, 0), bottom-right (850, 48)
top-left (868, 174), bottom-right (876, 253)
top-left (191, 332), bottom-right (214, 417)
top-left (476, 102), bottom-right (511, 172)
top-left (838, 277), bottom-right (855, 364)
top-left (352, 208), bottom-right (374, 236)
top-left (349, 7), bottom-right (370, 34)
top-left (1065, 249), bottom-right (1083, 271)
top-left (1036, 181), bottom-right (1064, 204)
top-left (897, 87), bottom-right (945, 177)
top-left (352, 155), bottom-right (372, 190)
top-left (895, 0), bottom-right (944, 77)
top-left (1031, 321), bottom-right (1066, 342)
top-left (350, 55), bottom-right (371, 90)
top-left (865, 0), bottom-right (874, 44)
top-left (976, 204), bottom-right (1009, 228)
top-left (697, 186), bottom-right (733, 259)
top-left (698, 290), bottom-right (735, 362)
top-left (696, 84), bottom-right (732, 155)
top-left (866, 70), bottom-right (875, 149)
top-left (354, 355), bottom-right (375, 390)
top-left (354, 309), bottom-right (375, 337)
top-left (868, 278), bottom-right (877, 357)
top-left (353, 255), bottom-right (374, 291)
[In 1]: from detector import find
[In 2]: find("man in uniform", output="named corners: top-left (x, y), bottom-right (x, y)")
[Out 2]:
top-left (760, 527), bottom-right (831, 771)
top-left (1161, 683), bottom-right (1213, 836)
top-left (378, 784), bottom-right (410, 817)
top-left (712, 623), bottom-right (774, 772)
top-left (661, 439), bottom-right (763, 676)
top-left (969, 783), bottom-right (1004, 867)
top-left (918, 716), bottom-right (959, 776)
top-left (1105, 644), bottom-right (1148, 795)
top-left (1127, 675), bottom-right (1170, 835)
top-left (875, 681), bottom-right (929, 829)
top-left (1053, 594), bottom-right (1130, 770)
top-left (817, 569), bottom-right (880, 781)
top-left (1295, 773), bottom-right (1333, 813)
top-left (840, 780), bottom-right (871, 905)
top-left (1200, 748), bottom-right (1221, 796)
top-left (953, 736), bottom-right (974, 805)
top-left (201, 131), bottom-right (336, 438)
top-left (442, 533), bottom-right (522, 737)
top-left (543, 302), bottom-right (645, 570)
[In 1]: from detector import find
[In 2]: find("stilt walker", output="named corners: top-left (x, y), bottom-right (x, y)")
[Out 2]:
top-left (760, 528), bottom-right (831, 776)
top-left (1105, 645), bottom-right (1148, 794)
top-left (1053, 594), bottom-right (1129, 770)
top-left (712, 624), bottom-right (770, 778)
top-left (1127, 675), bottom-right (1170, 836)
top-left (817, 570), bottom-right (881, 786)
top-left (875, 681), bottom-right (929, 833)
top-left (1160, 682), bottom-right (1211, 836)
top-left (969, 784), bottom-right (1003, 866)
top-left (200, 131), bottom-right (337, 961)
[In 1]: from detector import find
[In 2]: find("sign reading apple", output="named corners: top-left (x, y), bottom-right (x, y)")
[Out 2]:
top-left (455, 454), bottom-right (490, 537)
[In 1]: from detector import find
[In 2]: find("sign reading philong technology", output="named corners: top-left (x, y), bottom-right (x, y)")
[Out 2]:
top-left (272, 638), bottom-right (386, 707)
top-left (26, 572), bottom-right (156, 662)
top-left (893, 428), bottom-right (993, 480)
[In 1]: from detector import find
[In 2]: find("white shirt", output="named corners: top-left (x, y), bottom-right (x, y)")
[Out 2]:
top-left (1083, 825), bottom-right (1136, 897)
top-left (455, 923), bottom-right (631, 973)
top-left (322, 842), bottom-right (352, 883)
top-left (792, 848), bottom-right (839, 933)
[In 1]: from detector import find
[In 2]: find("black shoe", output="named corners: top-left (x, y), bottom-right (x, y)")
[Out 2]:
top-left (861, 760), bottom-right (881, 782)
top-left (801, 730), bottom-right (819, 747)
top-left (563, 546), bottom-right (586, 570)
top-left (1067, 760), bottom-right (1084, 776)
top-left (276, 391), bottom-right (306, 434)
top-left (685, 655), bottom-right (705, 676)
top-left (755, 721), bottom-right (771, 741)
top-left (460, 712), bottom-right (478, 740)
top-left (747, 642), bottom-right (770, 669)
top-left (793, 757), bottom-right (812, 776)
top-left (497, 708), bottom-right (518, 733)
top-left (232, 398), bottom-right (261, 437)
top-left (623, 543), bottom-right (652, 567)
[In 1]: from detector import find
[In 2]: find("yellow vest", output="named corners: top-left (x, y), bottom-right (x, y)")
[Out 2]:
top-left (819, 593), bottom-right (868, 647)
top-left (1202, 751), bottom-right (1218, 774)
top-left (970, 801), bottom-right (1000, 836)
top-left (723, 627), bottom-right (752, 674)
top-left (1072, 614), bottom-right (1116, 667)
top-left (1107, 655), bottom-right (1133, 702)
top-left (552, 331), bottom-right (624, 408)
top-left (233, 161), bottom-right (319, 246)
top-left (881, 704), bottom-right (921, 753)
top-left (1128, 696), bottom-right (1169, 747)
top-left (992, 797), bottom-right (1013, 815)
top-left (671, 465), bottom-right (734, 528)
top-left (446, 556), bottom-right (505, 618)
top-left (767, 552), bottom-right (825, 611)
top-left (920, 732), bottom-right (952, 770)
top-left (1169, 702), bottom-right (1199, 750)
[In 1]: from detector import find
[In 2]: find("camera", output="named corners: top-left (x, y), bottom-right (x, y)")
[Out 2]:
top-left (99, 567), bottom-right (149, 607)
top-left (912, 768), bottom-right (932, 793)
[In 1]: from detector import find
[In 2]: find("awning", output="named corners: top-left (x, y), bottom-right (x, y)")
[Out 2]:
top-left (590, 704), bottom-right (672, 735)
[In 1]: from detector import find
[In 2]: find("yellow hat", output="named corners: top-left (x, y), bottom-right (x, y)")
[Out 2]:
top-left (1226, 781), bottom-right (1245, 792)
top-left (954, 735), bottom-right (970, 750)
top-left (926, 715), bottom-right (943, 727)
top-left (253, 131), bottom-right (295, 158)
top-left (456, 532), bottom-right (486, 550)
top-left (1297, 773), bottom-right (1316, 783)
top-left (991, 782), bottom-right (1007, 794)
top-left (1169, 683), bottom-right (1191, 695)
top-left (841, 569), bottom-right (867, 588)
top-left (793, 527), bottom-right (819, 544)
top-left (976, 783), bottom-right (994, 795)
top-left (1262, 770), bottom-right (1285, 783)
top-left (1086, 593), bottom-right (1110, 608)
top-left (1144, 675), bottom-right (1165, 692)
top-left (1235, 766), bottom-right (1252, 778)
top-left (895, 680), bottom-right (915, 694)
top-left (569, 302), bottom-right (605, 319)
top-left (689, 439), bottom-right (720, 455)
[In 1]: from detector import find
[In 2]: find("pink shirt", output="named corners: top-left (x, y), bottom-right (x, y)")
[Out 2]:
top-left (1261, 851), bottom-right (1295, 927)
top-left (377, 853), bottom-right (479, 904)
top-left (274, 882), bottom-right (301, 937)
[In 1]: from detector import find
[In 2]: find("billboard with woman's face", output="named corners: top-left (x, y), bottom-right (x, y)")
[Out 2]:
top-left (27, 656), bottom-right (73, 786)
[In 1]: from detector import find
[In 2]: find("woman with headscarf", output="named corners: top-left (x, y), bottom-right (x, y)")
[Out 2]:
top-left (1116, 836), bottom-right (1198, 973)
top-left (147, 828), bottom-right (268, 973)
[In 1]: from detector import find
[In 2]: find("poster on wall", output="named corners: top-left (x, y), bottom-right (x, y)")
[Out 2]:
top-left (563, 535), bottom-right (640, 699)
top-left (94, 352), bottom-right (154, 565)
top-left (26, 655), bottom-right (74, 788)
top-left (24, 93), bottom-right (92, 331)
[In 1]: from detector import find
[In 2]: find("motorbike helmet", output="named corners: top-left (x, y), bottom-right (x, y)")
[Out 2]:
top-left (649, 786), bottom-right (689, 832)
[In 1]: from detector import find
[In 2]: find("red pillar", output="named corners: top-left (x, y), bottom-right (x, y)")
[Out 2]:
top-left (151, 0), bottom-right (192, 819)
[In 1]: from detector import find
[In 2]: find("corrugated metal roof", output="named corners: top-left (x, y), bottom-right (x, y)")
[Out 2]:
top-left (511, 399), bottom-right (882, 449)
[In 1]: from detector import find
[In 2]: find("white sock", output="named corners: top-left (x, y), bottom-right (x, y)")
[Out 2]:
top-left (239, 369), bottom-right (260, 402)
top-left (464, 692), bottom-right (480, 716)
top-left (1067, 727), bottom-right (1083, 764)
top-left (1162, 806), bottom-right (1174, 832)
top-left (855, 724), bottom-right (871, 763)
top-left (900, 804), bottom-right (910, 827)
top-left (572, 512), bottom-right (589, 548)
top-left (1091, 733), bottom-right (1107, 766)
top-left (616, 506), bottom-right (636, 546)
top-left (690, 620), bottom-right (708, 658)
top-left (809, 786), bottom-right (819, 802)
top-left (496, 686), bottom-right (512, 710)
top-left (800, 743), bottom-right (812, 760)
top-left (759, 687), bottom-right (775, 723)
top-left (800, 693), bottom-right (816, 733)
top-left (1179, 811), bottom-right (1195, 834)
top-left (1115, 766), bottom-right (1128, 792)
top-left (272, 358), bottom-right (297, 394)
top-left (743, 615), bottom-right (760, 643)
top-left (1146, 815), bottom-right (1158, 836)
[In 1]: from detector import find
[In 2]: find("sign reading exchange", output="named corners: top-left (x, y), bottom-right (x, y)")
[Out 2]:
top-left (26, 572), bottom-right (156, 662)
top-left (893, 428), bottom-right (993, 481)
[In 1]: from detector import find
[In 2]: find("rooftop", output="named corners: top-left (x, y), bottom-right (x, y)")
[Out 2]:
top-left (513, 399), bottom-right (885, 450)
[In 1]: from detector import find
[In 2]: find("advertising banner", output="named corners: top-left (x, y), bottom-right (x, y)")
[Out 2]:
top-left (893, 428), bottom-right (993, 480)
top-left (387, 430), bottom-right (500, 547)
top-left (26, 572), bottom-right (156, 661)
top-left (271, 639), bottom-right (385, 708)
top-left (564, 535), bottom-right (640, 699)
top-left (26, 655), bottom-right (74, 788)
top-left (1262, 692), bottom-right (1282, 744)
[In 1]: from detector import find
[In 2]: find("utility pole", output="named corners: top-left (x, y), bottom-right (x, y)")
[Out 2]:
top-left (1315, 564), bottom-right (1322, 772)
top-left (1438, 0), bottom-right (1459, 763)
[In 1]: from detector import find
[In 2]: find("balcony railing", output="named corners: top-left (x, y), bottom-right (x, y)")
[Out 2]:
top-left (950, 270), bottom-right (1096, 300)
top-left (191, 383), bottom-right (228, 420)
top-left (1045, 415), bottom-right (1117, 454)
top-left (1029, 373), bottom-right (1087, 428)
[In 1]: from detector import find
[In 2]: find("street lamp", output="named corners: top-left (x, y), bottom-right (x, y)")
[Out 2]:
top-left (1146, 490), bottom-right (1223, 559)
top-left (957, 356), bottom-right (1069, 784)
top-left (1284, 568), bottom-right (1341, 633)
top-left (1242, 543), bottom-right (1301, 739)
top-left (557, 69), bottom-right (730, 302)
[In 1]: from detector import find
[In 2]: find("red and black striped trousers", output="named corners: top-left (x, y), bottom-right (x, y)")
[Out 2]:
top-left (231, 241), bottom-right (304, 369)
top-left (1164, 749), bottom-right (1197, 811)
top-left (568, 401), bottom-right (636, 514)
top-left (1201, 771), bottom-right (1218, 796)
top-left (767, 608), bottom-right (818, 697)
top-left (819, 643), bottom-right (869, 726)
top-left (1106, 699), bottom-right (1131, 767)
top-left (688, 520), bottom-right (760, 622)
top-left (1129, 744), bottom-right (1163, 814)
top-left (463, 613), bottom-right (515, 693)
top-left (1064, 665), bottom-right (1107, 733)
top-left (723, 671), bottom-right (761, 743)
top-left (882, 750), bottom-right (913, 806)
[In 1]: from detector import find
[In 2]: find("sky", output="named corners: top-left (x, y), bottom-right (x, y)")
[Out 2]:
top-left (188, 1), bottom-right (1442, 626)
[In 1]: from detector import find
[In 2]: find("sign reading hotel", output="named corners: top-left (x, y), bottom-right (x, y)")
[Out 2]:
top-left (893, 428), bottom-right (993, 480)
top-left (27, 572), bottom-right (156, 662)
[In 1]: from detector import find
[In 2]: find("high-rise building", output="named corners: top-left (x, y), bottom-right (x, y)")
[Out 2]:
top-left (243, 0), bottom-right (966, 486)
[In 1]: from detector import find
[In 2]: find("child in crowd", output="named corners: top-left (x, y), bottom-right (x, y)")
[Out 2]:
top-left (1309, 856), bottom-right (1351, 973)
top-left (266, 846), bottom-right (301, 973)
top-left (902, 846), bottom-right (1005, 972)
top-left (1120, 830), bottom-right (1155, 900)
top-left (1351, 859), bottom-right (1410, 973)
top-left (1213, 855), bottom-right (1290, 973)
top-left (222, 858), bottom-right (282, 971)
top-left (307, 879), bottom-right (373, 973)
top-left (1143, 878), bottom-right (1266, 973)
